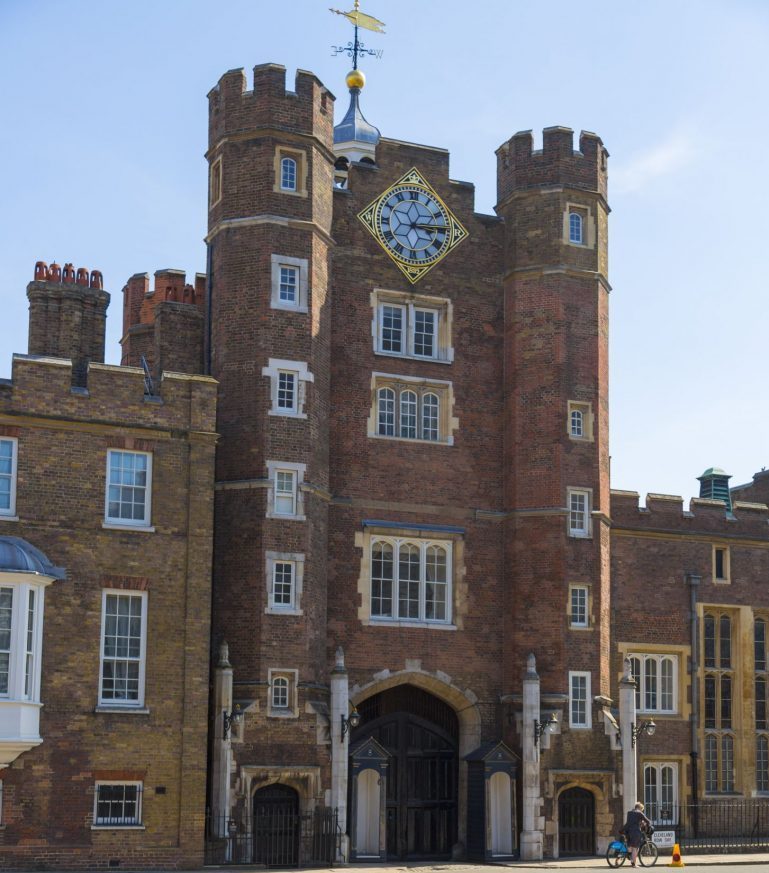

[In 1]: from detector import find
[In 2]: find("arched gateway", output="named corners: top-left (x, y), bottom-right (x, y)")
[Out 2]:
top-left (351, 685), bottom-right (459, 860)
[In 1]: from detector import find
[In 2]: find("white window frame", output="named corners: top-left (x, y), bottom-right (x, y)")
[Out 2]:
top-left (270, 254), bottom-right (309, 312)
top-left (262, 358), bottom-right (313, 419)
top-left (643, 762), bottom-right (679, 825)
top-left (567, 488), bottom-right (592, 538)
top-left (371, 290), bottom-right (454, 363)
top-left (280, 156), bottom-right (297, 191)
top-left (93, 781), bottom-right (143, 828)
top-left (569, 211), bottom-right (583, 244)
top-left (0, 437), bottom-right (18, 519)
top-left (567, 401), bottom-right (593, 441)
top-left (629, 653), bottom-right (678, 714)
top-left (104, 449), bottom-right (153, 529)
top-left (0, 574), bottom-right (49, 704)
top-left (570, 585), bottom-right (589, 628)
top-left (369, 537), bottom-right (453, 625)
top-left (265, 551), bottom-right (305, 615)
top-left (266, 461), bottom-right (306, 521)
top-left (267, 668), bottom-right (298, 718)
top-left (569, 670), bottom-right (591, 728)
top-left (98, 590), bottom-right (148, 709)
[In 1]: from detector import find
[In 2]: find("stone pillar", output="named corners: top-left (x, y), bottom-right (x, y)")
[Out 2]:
top-left (520, 653), bottom-right (544, 860)
top-left (211, 642), bottom-right (234, 840)
top-left (330, 647), bottom-right (350, 861)
top-left (619, 657), bottom-right (638, 819)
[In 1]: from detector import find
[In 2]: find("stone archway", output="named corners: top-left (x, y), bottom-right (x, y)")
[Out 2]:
top-left (548, 774), bottom-right (614, 858)
top-left (350, 669), bottom-right (482, 853)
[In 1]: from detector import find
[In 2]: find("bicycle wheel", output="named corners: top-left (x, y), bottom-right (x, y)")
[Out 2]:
top-left (638, 840), bottom-right (658, 866)
top-left (606, 844), bottom-right (627, 867)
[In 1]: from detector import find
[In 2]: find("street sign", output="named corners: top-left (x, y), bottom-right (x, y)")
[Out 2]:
top-left (654, 830), bottom-right (676, 847)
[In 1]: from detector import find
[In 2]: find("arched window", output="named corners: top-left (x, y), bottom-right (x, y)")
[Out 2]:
top-left (570, 409), bottom-right (583, 437)
top-left (569, 211), bottom-right (583, 244)
top-left (377, 388), bottom-right (395, 436)
top-left (425, 545), bottom-right (448, 621)
top-left (280, 156), bottom-right (297, 191)
top-left (400, 390), bottom-right (417, 439)
top-left (272, 676), bottom-right (289, 709)
top-left (629, 653), bottom-right (677, 713)
top-left (422, 393), bottom-right (439, 441)
top-left (398, 543), bottom-right (420, 619)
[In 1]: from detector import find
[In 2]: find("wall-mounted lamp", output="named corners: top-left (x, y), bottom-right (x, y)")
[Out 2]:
top-left (533, 712), bottom-right (559, 746)
top-left (631, 718), bottom-right (656, 748)
top-left (340, 705), bottom-right (361, 742)
top-left (223, 703), bottom-right (243, 740)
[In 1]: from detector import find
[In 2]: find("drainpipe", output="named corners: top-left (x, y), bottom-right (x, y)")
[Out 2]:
top-left (687, 572), bottom-right (701, 837)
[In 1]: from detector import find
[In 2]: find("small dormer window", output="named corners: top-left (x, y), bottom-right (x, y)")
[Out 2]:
top-left (280, 157), bottom-right (297, 191)
top-left (569, 211), bottom-right (583, 244)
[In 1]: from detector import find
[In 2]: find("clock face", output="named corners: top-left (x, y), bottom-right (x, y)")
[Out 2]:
top-left (358, 168), bottom-right (468, 284)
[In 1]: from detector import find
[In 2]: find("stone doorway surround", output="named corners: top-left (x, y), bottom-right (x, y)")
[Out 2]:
top-left (350, 663), bottom-right (482, 851)
top-left (545, 769), bottom-right (618, 858)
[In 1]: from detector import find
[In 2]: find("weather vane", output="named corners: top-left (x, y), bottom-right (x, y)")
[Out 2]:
top-left (330, 0), bottom-right (385, 70)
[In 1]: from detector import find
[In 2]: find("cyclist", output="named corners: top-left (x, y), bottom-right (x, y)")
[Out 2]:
top-left (622, 801), bottom-right (653, 867)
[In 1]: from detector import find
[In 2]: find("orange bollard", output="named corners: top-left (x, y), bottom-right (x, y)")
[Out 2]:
top-left (668, 842), bottom-right (685, 867)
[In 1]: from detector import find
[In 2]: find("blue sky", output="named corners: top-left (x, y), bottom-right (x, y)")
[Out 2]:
top-left (1, 0), bottom-right (767, 502)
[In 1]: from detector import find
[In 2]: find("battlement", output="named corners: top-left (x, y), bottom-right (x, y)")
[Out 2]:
top-left (610, 488), bottom-right (769, 538)
top-left (123, 268), bottom-right (205, 337)
top-left (0, 354), bottom-right (216, 435)
top-left (207, 63), bottom-right (334, 149)
top-left (496, 127), bottom-right (608, 205)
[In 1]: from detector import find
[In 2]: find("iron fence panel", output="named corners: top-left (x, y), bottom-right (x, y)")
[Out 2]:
top-left (647, 800), bottom-right (769, 853)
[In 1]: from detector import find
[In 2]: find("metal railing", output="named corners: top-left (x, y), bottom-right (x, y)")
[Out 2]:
top-left (205, 807), bottom-right (340, 867)
top-left (647, 800), bottom-right (769, 852)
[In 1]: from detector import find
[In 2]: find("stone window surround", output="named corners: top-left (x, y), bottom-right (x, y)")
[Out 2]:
top-left (209, 156), bottom-right (222, 209)
top-left (270, 254), bottom-right (309, 313)
top-left (567, 487), bottom-right (593, 538)
top-left (371, 288), bottom-right (454, 363)
top-left (628, 652), bottom-right (679, 715)
top-left (355, 523), bottom-right (467, 630)
top-left (262, 358), bottom-right (313, 419)
top-left (265, 461), bottom-right (306, 521)
top-left (367, 372), bottom-right (458, 446)
top-left (567, 400), bottom-right (594, 442)
top-left (273, 146), bottom-right (308, 198)
top-left (617, 642), bottom-right (690, 722)
top-left (562, 201), bottom-right (596, 249)
top-left (267, 668), bottom-right (299, 718)
top-left (265, 550), bottom-right (305, 615)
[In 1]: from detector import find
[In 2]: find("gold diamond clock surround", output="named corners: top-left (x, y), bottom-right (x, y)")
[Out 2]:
top-left (358, 168), bottom-right (468, 283)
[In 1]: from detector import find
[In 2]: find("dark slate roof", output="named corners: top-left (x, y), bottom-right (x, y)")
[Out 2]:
top-left (333, 88), bottom-right (380, 146)
top-left (0, 537), bottom-right (66, 579)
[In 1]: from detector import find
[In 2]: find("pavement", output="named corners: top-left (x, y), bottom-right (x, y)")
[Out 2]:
top-left (202, 855), bottom-right (769, 872)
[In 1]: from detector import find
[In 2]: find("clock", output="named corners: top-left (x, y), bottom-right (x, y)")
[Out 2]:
top-left (358, 168), bottom-right (468, 284)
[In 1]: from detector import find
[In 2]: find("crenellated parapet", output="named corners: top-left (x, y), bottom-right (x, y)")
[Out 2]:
top-left (496, 127), bottom-right (608, 206)
top-left (610, 489), bottom-right (769, 538)
top-left (207, 64), bottom-right (334, 151)
top-left (0, 354), bottom-right (216, 435)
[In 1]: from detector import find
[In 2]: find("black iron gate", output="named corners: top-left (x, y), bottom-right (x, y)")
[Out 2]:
top-left (205, 806), bottom-right (340, 866)
top-left (648, 800), bottom-right (769, 853)
top-left (558, 787), bottom-right (595, 856)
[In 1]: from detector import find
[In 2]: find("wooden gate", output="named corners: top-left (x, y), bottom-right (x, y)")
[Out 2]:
top-left (558, 787), bottom-right (594, 856)
top-left (353, 685), bottom-right (458, 860)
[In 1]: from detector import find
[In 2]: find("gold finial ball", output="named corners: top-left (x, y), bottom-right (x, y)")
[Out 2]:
top-left (346, 69), bottom-right (366, 90)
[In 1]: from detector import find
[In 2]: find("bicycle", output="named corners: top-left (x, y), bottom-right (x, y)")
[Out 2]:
top-left (606, 831), bottom-right (659, 867)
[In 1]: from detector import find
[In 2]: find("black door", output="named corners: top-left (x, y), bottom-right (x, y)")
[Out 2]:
top-left (352, 685), bottom-right (458, 860)
top-left (558, 787), bottom-right (595, 856)
top-left (253, 784), bottom-right (299, 866)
